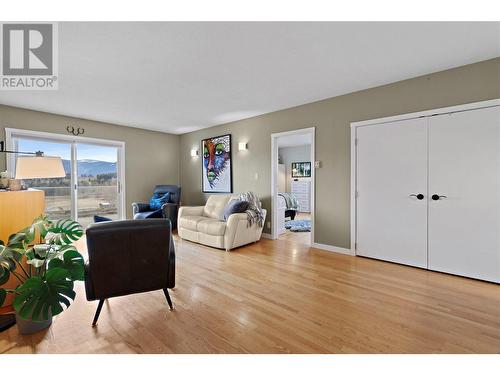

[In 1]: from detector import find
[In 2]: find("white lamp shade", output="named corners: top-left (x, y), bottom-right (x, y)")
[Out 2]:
top-left (191, 149), bottom-right (199, 157)
top-left (238, 142), bottom-right (248, 151)
top-left (15, 156), bottom-right (66, 179)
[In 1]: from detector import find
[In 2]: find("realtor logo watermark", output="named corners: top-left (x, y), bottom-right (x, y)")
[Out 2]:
top-left (0, 22), bottom-right (58, 90)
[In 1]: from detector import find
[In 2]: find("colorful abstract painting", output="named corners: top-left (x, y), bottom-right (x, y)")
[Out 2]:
top-left (202, 134), bottom-right (232, 193)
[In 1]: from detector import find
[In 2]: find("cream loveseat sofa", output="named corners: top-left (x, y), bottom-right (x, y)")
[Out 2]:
top-left (177, 195), bottom-right (267, 251)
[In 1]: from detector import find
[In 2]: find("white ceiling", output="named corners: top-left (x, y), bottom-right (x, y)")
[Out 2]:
top-left (277, 133), bottom-right (312, 148)
top-left (1, 22), bottom-right (499, 135)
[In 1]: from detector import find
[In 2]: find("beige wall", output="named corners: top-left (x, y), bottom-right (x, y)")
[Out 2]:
top-left (0, 105), bottom-right (180, 218)
top-left (180, 57), bottom-right (500, 248)
top-left (2, 58), bottom-right (498, 247)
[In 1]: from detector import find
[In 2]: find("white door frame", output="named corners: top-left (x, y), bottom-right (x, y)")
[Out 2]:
top-left (4, 127), bottom-right (126, 221)
top-left (271, 126), bottom-right (315, 244)
top-left (350, 98), bottom-right (500, 255)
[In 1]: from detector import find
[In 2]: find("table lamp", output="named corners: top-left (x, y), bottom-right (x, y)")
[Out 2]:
top-left (15, 155), bottom-right (66, 179)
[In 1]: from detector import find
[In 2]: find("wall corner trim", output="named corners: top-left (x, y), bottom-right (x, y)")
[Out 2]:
top-left (312, 242), bottom-right (355, 256)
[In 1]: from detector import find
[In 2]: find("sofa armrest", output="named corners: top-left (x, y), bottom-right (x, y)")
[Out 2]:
top-left (226, 210), bottom-right (266, 227)
top-left (226, 212), bottom-right (248, 226)
top-left (224, 210), bottom-right (267, 251)
top-left (161, 202), bottom-right (179, 214)
top-left (224, 213), bottom-right (249, 251)
top-left (132, 202), bottom-right (150, 215)
top-left (162, 202), bottom-right (180, 229)
top-left (178, 205), bottom-right (204, 218)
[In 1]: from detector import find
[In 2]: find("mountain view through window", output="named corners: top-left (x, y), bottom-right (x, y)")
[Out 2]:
top-left (15, 137), bottom-right (121, 227)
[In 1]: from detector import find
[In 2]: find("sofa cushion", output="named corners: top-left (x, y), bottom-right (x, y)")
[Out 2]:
top-left (203, 195), bottom-right (232, 219)
top-left (150, 192), bottom-right (170, 210)
top-left (197, 218), bottom-right (227, 236)
top-left (179, 215), bottom-right (206, 231)
top-left (223, 199), bottom-right (249, 221)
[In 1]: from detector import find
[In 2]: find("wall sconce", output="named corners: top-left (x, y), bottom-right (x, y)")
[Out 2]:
top-left (238, 142), bottom-right (248, 151)
top-left (191, 149), bottom-right (199, 157)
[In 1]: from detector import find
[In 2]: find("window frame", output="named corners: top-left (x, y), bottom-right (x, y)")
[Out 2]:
top-left (5, 128), bottom-right (126, 222)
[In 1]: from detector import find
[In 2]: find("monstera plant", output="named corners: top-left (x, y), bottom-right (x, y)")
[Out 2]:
top-left (0, 215), bottom-right (84, 323)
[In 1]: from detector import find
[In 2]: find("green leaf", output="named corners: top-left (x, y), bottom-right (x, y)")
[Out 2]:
top-left (8, 228), bottom-right (34, 248)
top-left (25, 246), bottom-right (46, 269)
top-left (26, 244), bottom-right (78, 270)
top-left (0, 267), bottom-right (10, 286)
top-left (13, 269), bottom-right (75, 321)
top-left (0, 244), bottom-right (19, 271)
top-left (12, 216), bottom-right (51, 248)
top-left (7, 231), bottom-right (26, 246)
top-left (46, 219), bottom-right (84, 245)
top-left (0, 288), bottom-right (6, 307)
top-left (32, 244), bottom-right (52, 257)
top-left (26, 258), bottom-right (45, 268)
top-left (6, 216), bottom-right (51, 251)
top-left (31, 215), bottom-right (51, 238)
top-left (48, 250), bottom-right (84, 281)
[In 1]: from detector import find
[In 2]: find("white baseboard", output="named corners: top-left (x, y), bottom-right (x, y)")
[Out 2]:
top-left (261, 233), bottom-right (354, 256)
top-left (312, 242), bottom-right (355, 256)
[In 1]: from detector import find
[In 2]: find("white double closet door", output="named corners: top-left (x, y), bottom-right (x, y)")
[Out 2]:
top-left (356, 105), bottom-right (500, 283)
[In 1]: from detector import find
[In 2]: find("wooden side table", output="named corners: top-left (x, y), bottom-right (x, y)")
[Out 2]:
top-left (0, 189), bottom-right (45, 313)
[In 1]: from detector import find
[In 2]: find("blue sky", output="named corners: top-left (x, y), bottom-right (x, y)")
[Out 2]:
top-left (18, 139), bottom-right (118, 162)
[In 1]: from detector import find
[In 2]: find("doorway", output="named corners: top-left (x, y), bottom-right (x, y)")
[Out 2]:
top-left (271, 127), bottom-right (315, 246)
top-left (6, 128), bottom-right (125, 227)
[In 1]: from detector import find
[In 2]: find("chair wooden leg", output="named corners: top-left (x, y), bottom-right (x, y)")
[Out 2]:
top-left (92, 299), bottom-right (105, 327)
top-left (163, 289), bottom-right (174, 310)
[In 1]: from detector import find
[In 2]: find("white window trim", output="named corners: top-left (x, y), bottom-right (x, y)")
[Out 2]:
top-left (4, 127), bottom-right (126, 221)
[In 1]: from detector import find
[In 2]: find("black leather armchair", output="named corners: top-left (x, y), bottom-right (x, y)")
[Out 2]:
top-left (132, 185), bottom-right (181, 229)
top-left (84, 219), bottom-right (176, 326)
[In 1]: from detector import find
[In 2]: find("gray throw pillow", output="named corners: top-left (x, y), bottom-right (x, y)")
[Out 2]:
top-left (223, 200), bottom-right (249, 221)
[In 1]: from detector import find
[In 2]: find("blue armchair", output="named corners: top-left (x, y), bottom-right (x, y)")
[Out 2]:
top-left (132, 185), bottom-right (181, 229)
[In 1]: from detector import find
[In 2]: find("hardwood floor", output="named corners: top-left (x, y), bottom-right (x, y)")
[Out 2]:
top-left (1, 234), bottom-right (500, 353)
top-left (279, 213), bottom-right (311, 245)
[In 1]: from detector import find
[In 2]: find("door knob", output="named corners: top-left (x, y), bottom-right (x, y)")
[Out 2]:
top-left (409, 194), bottom-right (424, 200)
top-left (432, 194), bottom-right (447, 200)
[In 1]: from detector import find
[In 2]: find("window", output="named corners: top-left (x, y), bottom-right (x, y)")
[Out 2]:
top-left (6, 129), bottom-right (125, 227)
